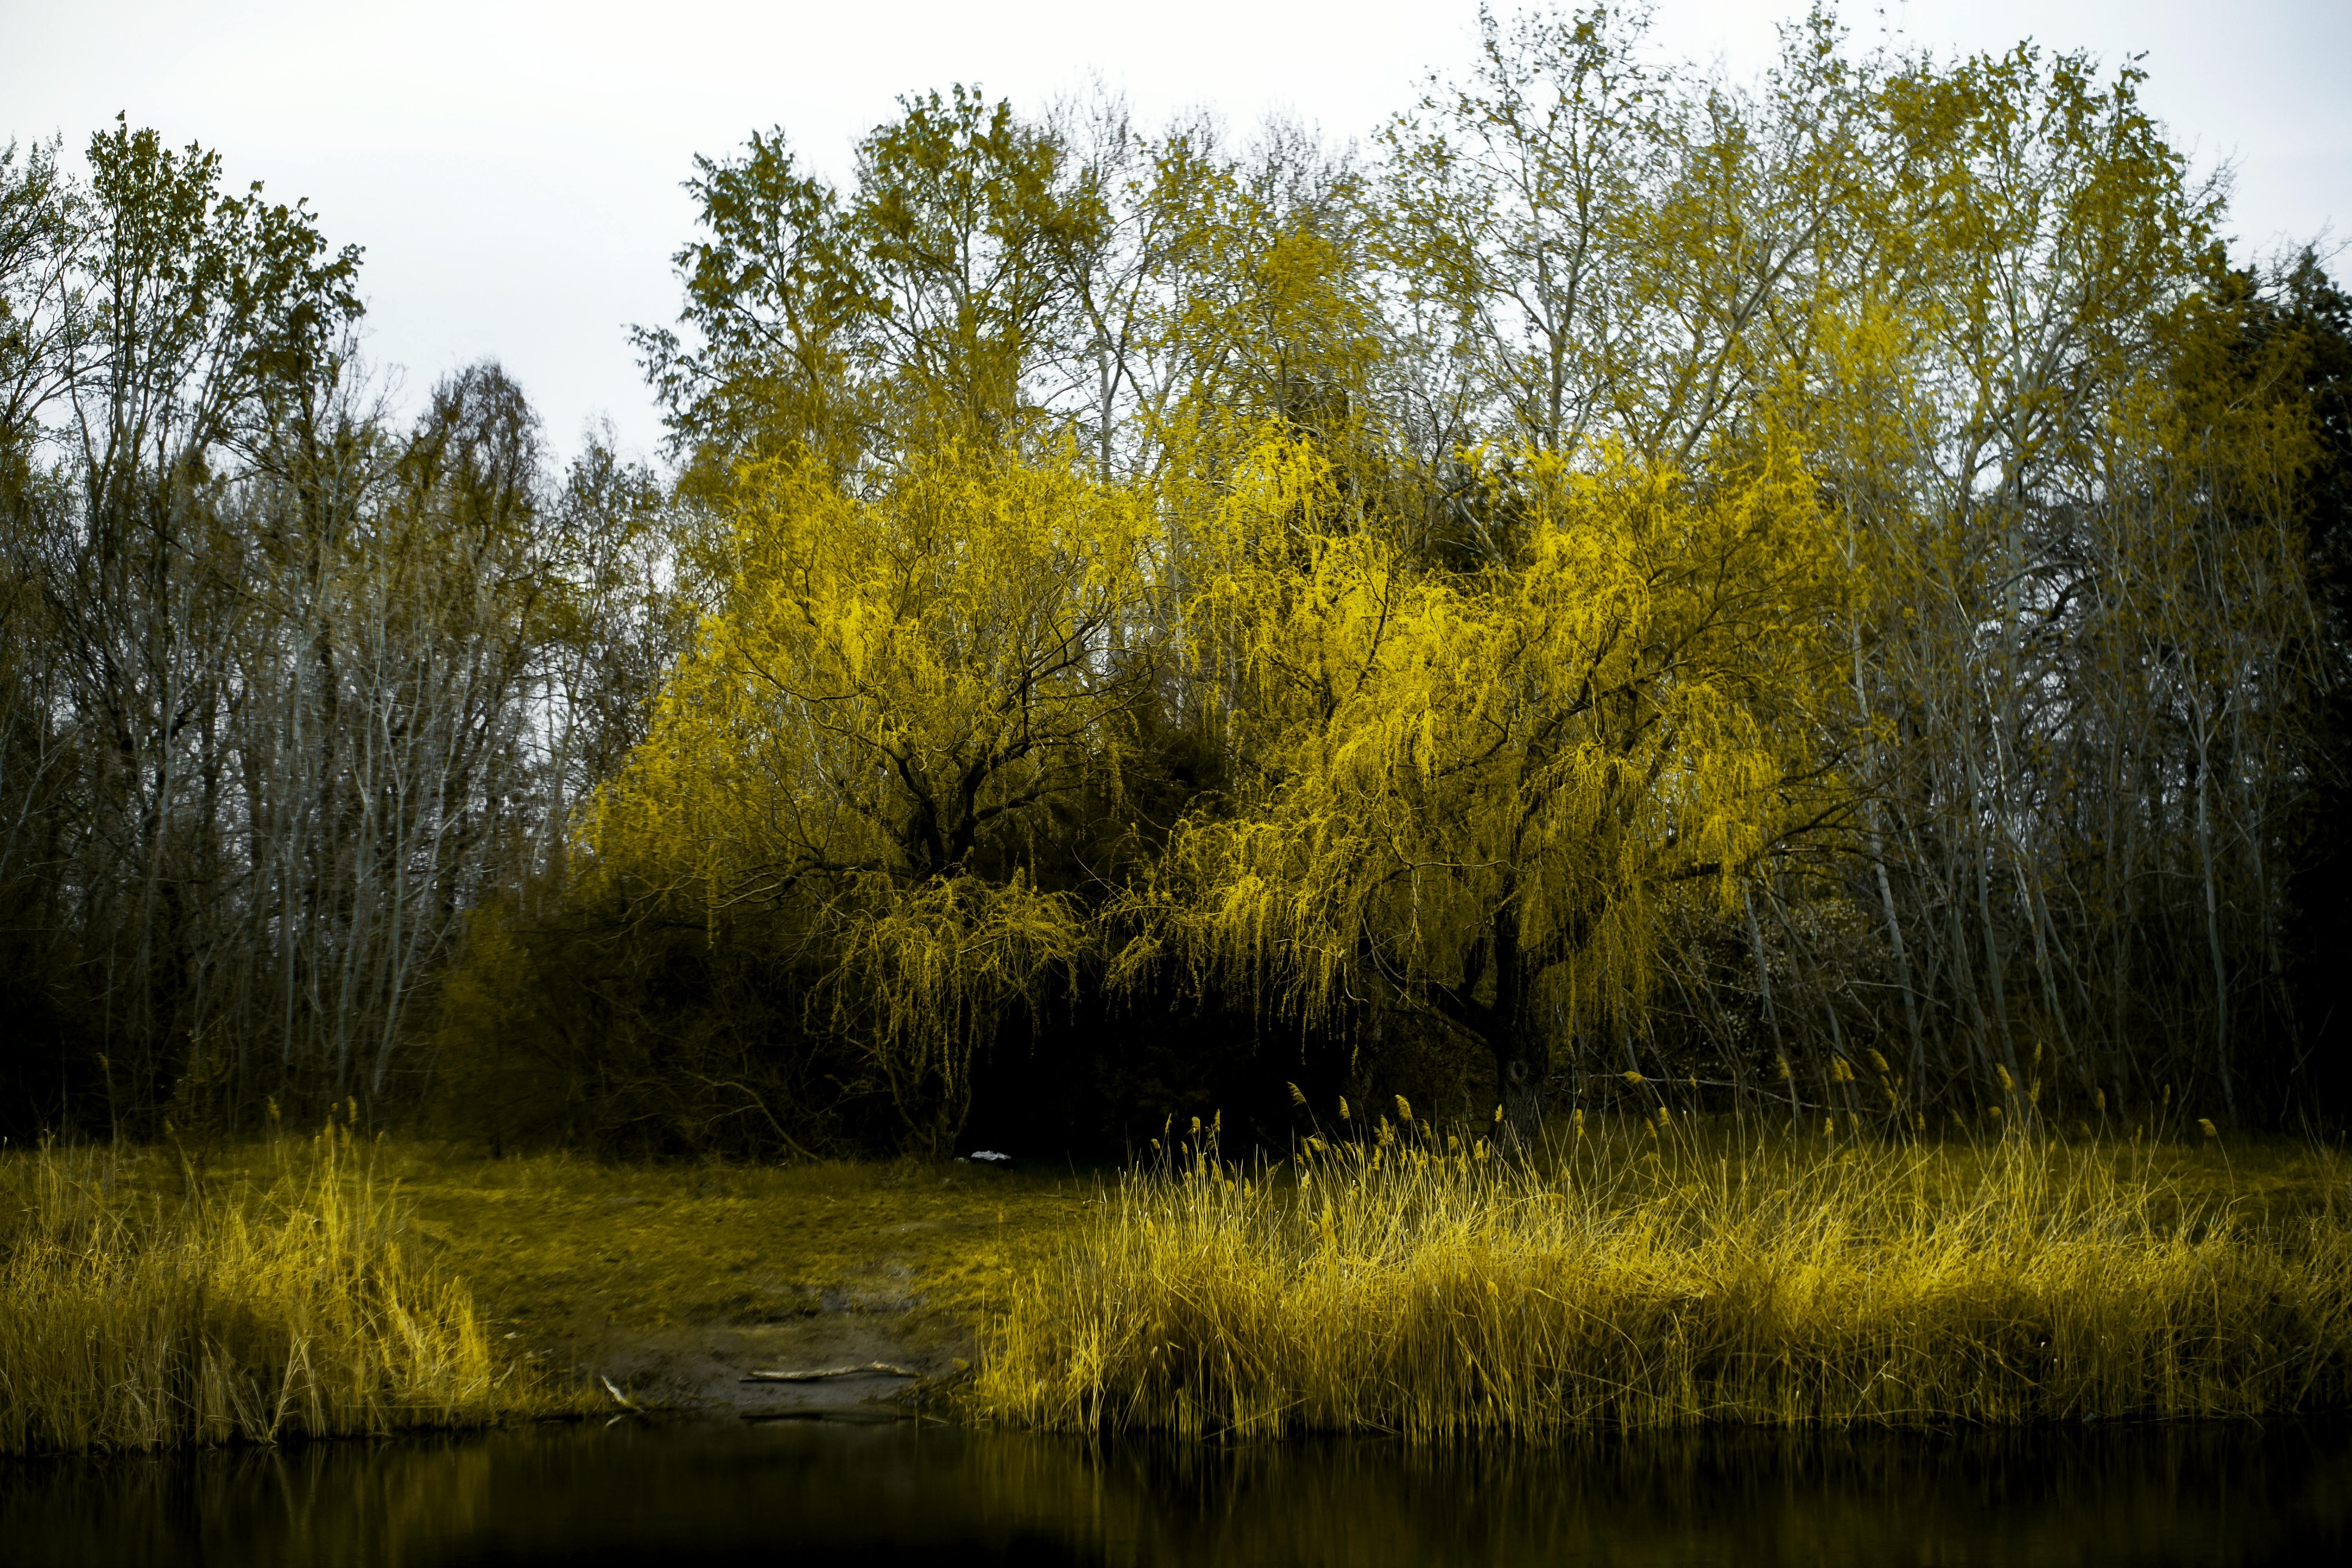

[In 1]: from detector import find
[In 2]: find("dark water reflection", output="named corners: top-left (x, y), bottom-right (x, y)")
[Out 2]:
top-left (5, 1416), bottom-right (2347, 1566)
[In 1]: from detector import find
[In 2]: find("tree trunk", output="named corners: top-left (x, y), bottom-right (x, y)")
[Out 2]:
top-left (1485, 902), bottom-right (1550, 1149)
top-left (1492, 1023), bottom-right (1548, 1150)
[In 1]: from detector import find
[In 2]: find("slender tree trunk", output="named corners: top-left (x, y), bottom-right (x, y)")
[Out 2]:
top-left (2192, 720), bottom-right (2238, 1121)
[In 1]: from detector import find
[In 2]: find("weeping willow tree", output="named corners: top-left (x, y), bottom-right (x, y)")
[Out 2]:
top-left (1118, 430), bottom-right (1857, 1138)
top-left (586, 439), bottom-right (1159, 1148)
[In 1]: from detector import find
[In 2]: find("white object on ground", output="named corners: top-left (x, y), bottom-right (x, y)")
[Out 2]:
top-left (741, 1362), bottom-right (919, 1382)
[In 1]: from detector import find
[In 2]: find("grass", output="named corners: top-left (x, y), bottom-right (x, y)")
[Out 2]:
top-left (972, 1112), bottom-right (2352, 1439)
top-left (15, 1111), bottom-right (2351, 1454)
top-left (0, 1129), bottom-right (1091, 1454)
top-left (0, 1126), bottom-right (518, 1455)
top-left (359, 1145), bottom-right (1092, 1350)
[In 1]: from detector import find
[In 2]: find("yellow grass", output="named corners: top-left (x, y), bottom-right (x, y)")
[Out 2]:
top-left (1, 1131), bottom-right (1092, 1454)
top-left (974, 1115), bottom-right (2352, 1439)
top-left (0, 1127), bottom-right (519, 1455)
top-left (360, 1145), bottom-right (1087, 1344)
top-left (18, 1114), bottom-right (2346, 1454)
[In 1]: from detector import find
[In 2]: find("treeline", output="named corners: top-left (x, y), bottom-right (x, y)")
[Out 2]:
top-left (0, 123), bottom-right (685, 1137)
top-left (5, 6), bottom-right (2348, 1154)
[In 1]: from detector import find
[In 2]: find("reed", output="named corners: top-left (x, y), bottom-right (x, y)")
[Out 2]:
top-left (0, 1127), bottom-right (517, 1455)
top-left (974, 1112), bottom-right (2352, 1438)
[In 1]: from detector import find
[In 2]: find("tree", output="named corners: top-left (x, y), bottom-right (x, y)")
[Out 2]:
top-left (1117, 428), bottom-right (1853, 1139)
top-left (1376, 2), bottom-right (1661, 460)
top-left (2270, 256), bottom-right (2352, 1116)
top-left (74, 115), bottom-right (364, 495)
top-left (586, 437), bottom-right (1160, 1147)
top-left (6, 119), bottom-right (370, 1123)
top-left (633, 87), bottom-right (1106, 491)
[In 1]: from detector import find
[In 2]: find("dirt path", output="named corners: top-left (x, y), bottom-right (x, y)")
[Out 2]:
top-left (579, 1317), bottom-right (965, 1417)
top-left (383, 1151), bottom-right (1096, 1417)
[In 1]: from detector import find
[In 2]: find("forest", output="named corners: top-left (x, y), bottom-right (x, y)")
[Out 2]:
top-left (5, 6), bottom-right (2350, 1162)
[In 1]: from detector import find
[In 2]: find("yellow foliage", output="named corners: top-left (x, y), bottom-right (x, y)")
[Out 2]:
top-left (588, 438), bottom-right (1158, 1145)
top-left (1118, 426), bottom-right (1854, 1121)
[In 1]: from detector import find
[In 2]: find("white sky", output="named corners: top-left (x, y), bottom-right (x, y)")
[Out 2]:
top-left (4, 0), bottom-right (2346, 467)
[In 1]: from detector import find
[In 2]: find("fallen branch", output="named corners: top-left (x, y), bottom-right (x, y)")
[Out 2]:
top-left (741, 1362), bottom-right (919, 1382)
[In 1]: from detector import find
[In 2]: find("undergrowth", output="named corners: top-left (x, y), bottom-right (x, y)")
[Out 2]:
top-left (974, 1109), bottom-right (2352, 1439)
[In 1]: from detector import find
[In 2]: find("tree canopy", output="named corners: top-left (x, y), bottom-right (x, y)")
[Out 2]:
top-left (589, 438), bottom-right (1157, 1145)
top-left (1117, 430), bottom-right (1856, 1134)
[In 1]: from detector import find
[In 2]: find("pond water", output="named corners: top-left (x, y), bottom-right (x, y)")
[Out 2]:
top-left (4, 1416), bottom-right (2346, 1566)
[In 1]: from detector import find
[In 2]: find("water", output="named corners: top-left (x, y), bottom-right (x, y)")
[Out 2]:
top-left (4, 1417), bottom-right (2347, 1566)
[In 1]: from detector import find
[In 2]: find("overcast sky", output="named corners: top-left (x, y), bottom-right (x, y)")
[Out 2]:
top-left (4, 0), bottom-right (2345, 467)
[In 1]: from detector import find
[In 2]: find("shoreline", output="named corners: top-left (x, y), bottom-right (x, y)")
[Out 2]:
top-left (9, 1130), bottom-right (2352, 1452)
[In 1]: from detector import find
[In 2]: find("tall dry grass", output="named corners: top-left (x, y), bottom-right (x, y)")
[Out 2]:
top-left (0, 1127), bottom-right (507, 1455)
top-left (975, 1112), bottom-right (2352, 1438)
